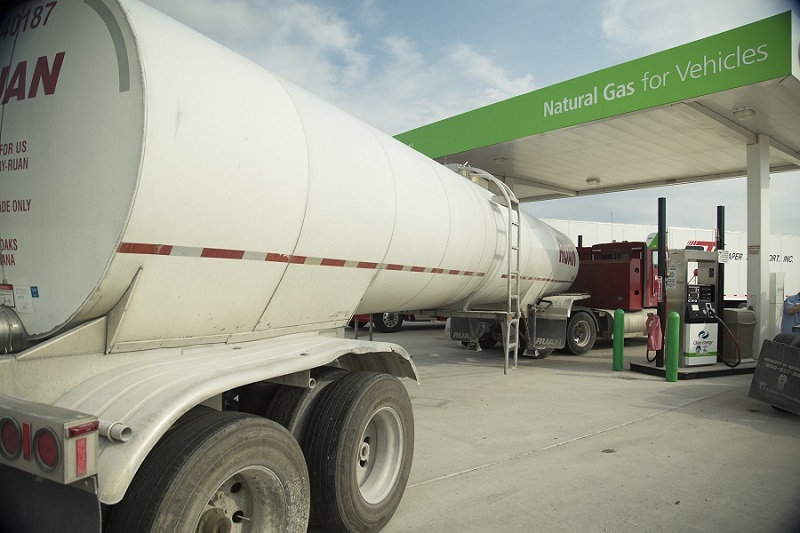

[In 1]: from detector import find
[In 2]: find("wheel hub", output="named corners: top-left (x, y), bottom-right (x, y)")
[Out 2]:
top-left (197, 508), bottom-right (231, 533)
top-left (196, 467), bottom-right (286, 533)
top-left (383, 313), bottom-right (399, 327)
top-left (359, 439), bottom-right (371, 465)
top-left (574, 323), bottom-right (588, 344)
top-left (357, 407), bottom-right (403, 504)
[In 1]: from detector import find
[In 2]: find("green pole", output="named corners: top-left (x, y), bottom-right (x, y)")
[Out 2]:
top-left (665, 311), bottom-right (680, 382)
top-left (612, 309), bottom-right (624, 371)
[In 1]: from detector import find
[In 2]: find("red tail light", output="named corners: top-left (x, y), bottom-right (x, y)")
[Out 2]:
top-left (0, 417), bottom-right (21, 460)
top-left (0, 401), bottom-right (97, 483)
top-left (33, 427), bottom-right (60, 471)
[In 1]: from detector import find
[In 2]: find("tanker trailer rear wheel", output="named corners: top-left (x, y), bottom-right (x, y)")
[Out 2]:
top-left (304, 371), bottom-right (413, 533)
top-left (565, 311), bottom-right (596, 355)
top-left (107, 411), bottom-right (309, 533)
top-left (266, 367), bottom-right (348, 446)
top-left (373, 313), bottom-right (404, 333)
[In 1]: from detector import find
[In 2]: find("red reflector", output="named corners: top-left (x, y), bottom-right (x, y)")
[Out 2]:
top-left (34, 428), bottom-right (59, 472)
top-left (22, 422), bottom-right (31, 460)
top-left (0, 417), bottom-right (21, 460)
top-left (76, 437), bottom-right (87, 477)
top-left (67, 420), bottom-right (99, 438)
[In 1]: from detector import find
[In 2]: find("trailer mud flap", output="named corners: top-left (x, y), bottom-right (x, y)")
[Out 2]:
top-left (532, 314), bottom-right (567, 350)
top-left (447, 317), bottom-right (491, 344)
top-left (0, 465), bottom-right (101, 533)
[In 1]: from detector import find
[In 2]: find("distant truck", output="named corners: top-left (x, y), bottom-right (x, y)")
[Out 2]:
top-left (0, 1), bottom-right (578, 531)
top-left (350, 312), bottom-right (445, 333)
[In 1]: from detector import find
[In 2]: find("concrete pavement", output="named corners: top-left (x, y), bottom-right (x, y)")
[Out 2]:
top-left (365, 322), bottom-right (800, 533)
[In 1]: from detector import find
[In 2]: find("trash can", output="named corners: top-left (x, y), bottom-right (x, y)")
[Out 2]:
top-left (722, 308), bottom-right (757, 361)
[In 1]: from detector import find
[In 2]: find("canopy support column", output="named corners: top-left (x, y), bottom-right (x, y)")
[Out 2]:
top-left (746, 134), bottom-right (771, 358)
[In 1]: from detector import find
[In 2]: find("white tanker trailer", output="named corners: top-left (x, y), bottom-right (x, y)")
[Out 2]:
top-left (0, 1), bottom-right (579, 532)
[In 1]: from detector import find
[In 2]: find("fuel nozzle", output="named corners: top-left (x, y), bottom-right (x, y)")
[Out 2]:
top-left (704, 302), bottom-right (716, 319)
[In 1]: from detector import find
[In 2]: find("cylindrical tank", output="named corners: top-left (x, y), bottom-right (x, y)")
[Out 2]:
top-left (0, 0), bottom-right (578, 344)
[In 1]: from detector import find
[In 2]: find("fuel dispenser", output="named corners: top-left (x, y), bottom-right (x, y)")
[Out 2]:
top-left (665, 249), bottom-right (719, 367)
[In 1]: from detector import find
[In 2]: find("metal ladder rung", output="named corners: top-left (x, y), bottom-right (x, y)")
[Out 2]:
top-left (447, 164), bottom-right (522, 375)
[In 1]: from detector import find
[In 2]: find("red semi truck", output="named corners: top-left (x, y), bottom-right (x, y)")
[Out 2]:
top-left (393, 240), bottom-right (660, 357)
top-left (478, 239), bottom-right (660, 356)
top-left (565, 241), bottom-right (661, 352)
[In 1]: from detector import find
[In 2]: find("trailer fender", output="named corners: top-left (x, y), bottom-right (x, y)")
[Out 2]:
top-left (4, 331), bottom-right (416, 506)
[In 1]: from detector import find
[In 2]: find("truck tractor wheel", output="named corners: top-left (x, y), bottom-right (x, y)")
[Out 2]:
top-left (107, 411), bottom-right (309, 533)
top-left (372, 312), bottom-right (404, 333)
top-left (565, 311), bottom-right (596, 355)
top-left (266, 368), bottom-right (349, 446)
top-left (304, 371), bottom-right (414, 533)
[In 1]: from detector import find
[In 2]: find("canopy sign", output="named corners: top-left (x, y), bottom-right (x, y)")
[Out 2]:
top-left (396, 12), bottom-right (794, 159)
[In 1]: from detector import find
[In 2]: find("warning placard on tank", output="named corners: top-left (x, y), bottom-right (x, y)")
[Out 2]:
top-left (0, 283), bottom-right (13, 307)
top-left (13, 285), bottom-right (32, 313)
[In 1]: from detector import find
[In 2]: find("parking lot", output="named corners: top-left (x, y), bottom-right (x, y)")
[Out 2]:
top-left (350, 322), bottom-right (800, 533)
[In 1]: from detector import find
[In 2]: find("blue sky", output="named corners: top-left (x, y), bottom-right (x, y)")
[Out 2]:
top-left (140, 0), bottom-right (798, 235)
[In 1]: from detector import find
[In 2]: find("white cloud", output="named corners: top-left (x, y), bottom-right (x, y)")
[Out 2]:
top-left (600, 0), bottom-right (794, 53)
top-left (139, 0), bottom-right (536, 134)
top-left (336, 37), bottom-right (535, 134)
top-left (140, 0), bottom-right (367, 94)
top-left (447, 42), bottom-right (535, 103)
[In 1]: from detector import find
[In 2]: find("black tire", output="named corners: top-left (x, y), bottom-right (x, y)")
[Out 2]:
top-left (773, 333), bottom-right (800, 347)
top-left (237, 382), bottom-right (281, 415)
top-left (266, 368), bottom-right (348, 446)
top-left (565, 311), bottom-right (596, 355)
top-left (304, 372), bottom-right (414, 533)
top-left (167, 405), bottom-right (215, 432)
top-left (107, 411), bottom-right (309, 533)
top-left (478, 332), bottom-right (498, 349)
top-left (372, 313), bottom-right (404, 333)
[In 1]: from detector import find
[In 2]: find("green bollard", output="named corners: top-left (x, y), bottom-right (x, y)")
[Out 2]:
top-left (612, 308), bottom-right (624, 371)
top-left (665, 311), bottom-right (680, 382)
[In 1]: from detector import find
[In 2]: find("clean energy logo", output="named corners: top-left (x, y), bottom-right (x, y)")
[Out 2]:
top-left (693, 330), bottom-right (712, 353)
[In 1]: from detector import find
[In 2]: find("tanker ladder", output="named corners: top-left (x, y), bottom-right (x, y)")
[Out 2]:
top-left (447, 165), bottom-right (522, 375)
